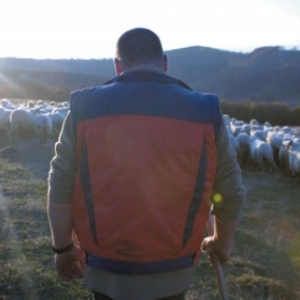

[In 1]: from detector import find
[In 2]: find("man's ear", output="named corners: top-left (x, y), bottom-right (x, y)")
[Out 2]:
top-left (114, 58), bottom-right (123, 75)
top-left (163, 54), bottom-right (168, 72)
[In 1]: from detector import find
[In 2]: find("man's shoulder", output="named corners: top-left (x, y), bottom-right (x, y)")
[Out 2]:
top-left (70, 84), bottom-right (114, 102)
top-left (186, 90), bottom-right (219, 106)
top-left (71, 85), bottom-right (102, 97)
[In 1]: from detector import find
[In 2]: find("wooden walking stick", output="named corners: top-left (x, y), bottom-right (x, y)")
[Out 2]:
top-left (206, 212), bottom-right (229, 300)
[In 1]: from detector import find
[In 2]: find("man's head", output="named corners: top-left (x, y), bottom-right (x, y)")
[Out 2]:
top-left (115, 28), bottom-right (168, 74)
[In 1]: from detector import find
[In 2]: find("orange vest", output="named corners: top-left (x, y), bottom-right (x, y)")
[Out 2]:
top-left (70, 71), bottom-right (220, 274)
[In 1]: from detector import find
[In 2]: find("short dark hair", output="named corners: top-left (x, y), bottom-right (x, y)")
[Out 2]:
top-left (116, 28), bottom-right (164, 69)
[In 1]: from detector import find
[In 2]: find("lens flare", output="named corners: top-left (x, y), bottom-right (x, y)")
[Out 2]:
top-left (212, 192), bottom-right (223, 204)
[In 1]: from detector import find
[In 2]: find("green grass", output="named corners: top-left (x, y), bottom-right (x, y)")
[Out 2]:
top-left (0, 140), bottom-right (299, 300)
top-left (191, 167), bottom-right (300, 300)
top-left (0, 152), bottom-right (91, 300)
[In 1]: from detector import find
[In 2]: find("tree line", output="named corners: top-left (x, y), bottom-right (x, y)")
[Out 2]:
top-left (220, 100), bottom-right (300, 126)
top-left (1, 70), bottom-right (299, 126)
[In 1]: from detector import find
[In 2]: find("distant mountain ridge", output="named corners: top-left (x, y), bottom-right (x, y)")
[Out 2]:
top-left (0, 46), bottom-right (299, 106)
top-left (166, 46), bottom-right (300, 107)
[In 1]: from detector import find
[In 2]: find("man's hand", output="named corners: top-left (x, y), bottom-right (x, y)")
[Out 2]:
top-left (55, 244), bottom-right (85, 281)
top-left (201, 216), bottom-right (238, 266)
top-left (201, 235), bottom-right (231, 266)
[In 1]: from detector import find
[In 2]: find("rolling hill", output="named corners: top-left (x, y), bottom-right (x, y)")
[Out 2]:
top-left (0, 46), bottom-right (299, 106)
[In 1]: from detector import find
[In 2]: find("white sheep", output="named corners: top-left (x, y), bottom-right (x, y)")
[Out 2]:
top-left (249, 119), bottom-right (259, 127)
top-left (26, 100), bottom-right (35, 109)
top-left (230, 120), bottom-right (245, 137)
top-left (0, 107), bottom-right (12, 133)
top-left (34, 113), bottom-right (53, 143)
top-left (292, 129), bottom-right (300, 140)
top-left (287, 140), bottom-right (300, 177)
top-left (0, 98), bottom-right (17, 110)
top-left (250, 126), bottom-right (267, 141)
top-left (241, 123), bottom-right (251, 135)
top-left (266, 130), bottom-right (283, 166)
top-left (9, 108), bottom-right (38, 143)
top-left (236, 132), bottom-right (250, 165)
top-left (249, 135), bottom-right (278, 172)
top-left (288, 151), bottom-right (300, 177)
top-left (263, 121), bottom-right (272, 131)
top-left (229, 134), bottom-right (240, 159)
top-left (223, 114), bottom-right (233, 136)
top-left (223, 114), bottom-right (231, 127)
top-left (278, 139), bottom-right (292, 174)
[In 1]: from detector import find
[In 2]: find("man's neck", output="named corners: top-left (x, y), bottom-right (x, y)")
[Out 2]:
top-left (121, 65), bottom-right (165, 75)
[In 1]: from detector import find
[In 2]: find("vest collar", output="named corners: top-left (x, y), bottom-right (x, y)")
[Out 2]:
top-left (104, 70), bottom-right (192, 90)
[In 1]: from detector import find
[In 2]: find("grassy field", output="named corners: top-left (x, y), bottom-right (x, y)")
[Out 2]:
top-left (0, 136), bottom-right (299, 300)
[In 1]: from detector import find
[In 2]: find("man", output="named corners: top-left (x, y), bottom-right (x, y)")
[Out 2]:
top-left (47, 28), bottom-right (245, 300)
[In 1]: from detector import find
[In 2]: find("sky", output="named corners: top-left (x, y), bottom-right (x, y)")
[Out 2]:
top-left (0, 0), bottom-right (299, 59)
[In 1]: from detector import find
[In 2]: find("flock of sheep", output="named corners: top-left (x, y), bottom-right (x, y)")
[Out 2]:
top-left (0, 98), bottom-right (299, 178)
top-left (224, 114), bottom-right (300, 178)
top-left (0, 98), bottom-right (69, 144)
